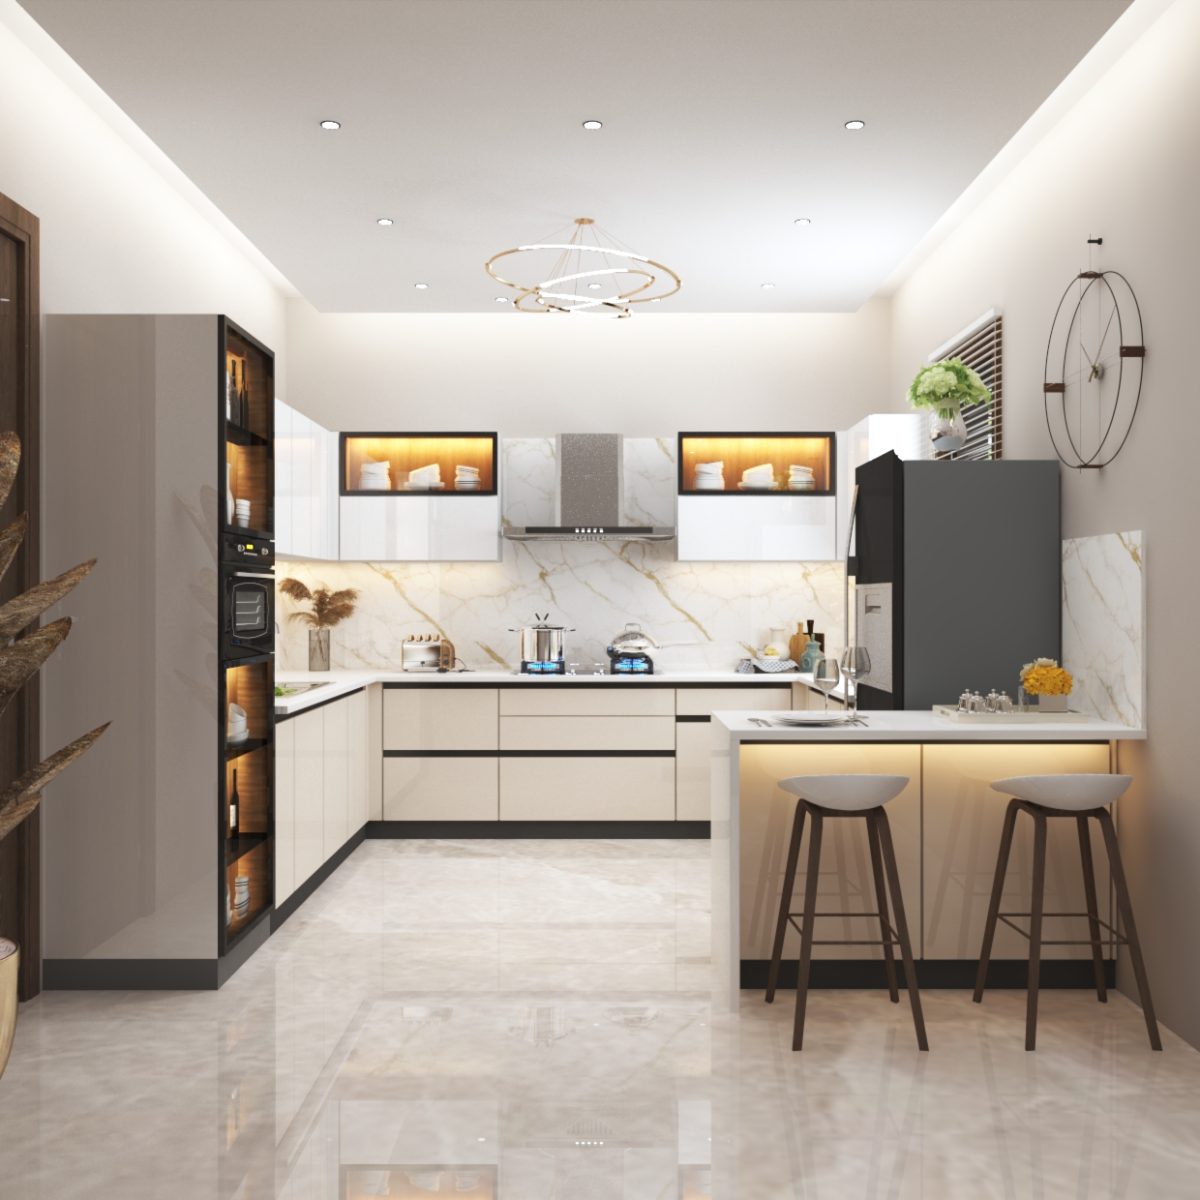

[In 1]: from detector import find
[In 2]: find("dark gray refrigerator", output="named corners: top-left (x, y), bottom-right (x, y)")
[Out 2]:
top-left (853, 453), bottom-right (1061, 711)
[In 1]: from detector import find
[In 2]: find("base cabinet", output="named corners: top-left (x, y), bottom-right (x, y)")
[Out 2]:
top-left (274, 719), bottom-right (297, 903)
top-left (383, 757), bottom-right (499, 821)
top-left (500, 757), bottom-right (675, 822)
top-left (293, 708), bottom-right (325, 889)
top-left (322, 694), bottom-right (350, 858)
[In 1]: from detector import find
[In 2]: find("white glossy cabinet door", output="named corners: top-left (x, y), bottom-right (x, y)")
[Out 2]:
top-left (346, 689), bottom-right (369, 835)
top-left (273, 399), bottom-right (294, 557)
top-left (291, 410), bottom-right (315, 558)
top-left (312, 423), bottom-right (339, 560)
top-left (274, 716), bottom-right (296, 903)
top-left (293, 709), bottom-right (324, 887)
top-left (339, 495), bottom-right (501, 562)
top-left (323, 696), bottom-right (350, 858)
top-left (676, 494), bottom-right (837, 561)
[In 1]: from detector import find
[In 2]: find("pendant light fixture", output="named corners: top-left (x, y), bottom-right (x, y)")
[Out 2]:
top-left (485, 217), bottom-right (680, 317)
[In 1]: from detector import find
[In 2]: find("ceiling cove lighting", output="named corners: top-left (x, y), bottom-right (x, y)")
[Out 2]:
top-left (485, 216), bottom-right (681, 318)
top-left (581, 119), bottom-right (603, 130)
top-left (319, 119), bottom-right (341, 130)
top-left (376, 217), bottom-right (394, 227)
top-left (844, 119), bottom-right (866, 130)
top-left (414, 282), bottom-right (430, 290)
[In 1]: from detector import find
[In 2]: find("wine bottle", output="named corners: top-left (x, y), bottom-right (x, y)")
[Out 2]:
top-left (237, 359), bottom-right (248, 427)
top-left (230, 768), bottom-right (240, 838)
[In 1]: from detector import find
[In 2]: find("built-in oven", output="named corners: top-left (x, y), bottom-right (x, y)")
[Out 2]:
top-left (222, 568), bottom-right (274, 660)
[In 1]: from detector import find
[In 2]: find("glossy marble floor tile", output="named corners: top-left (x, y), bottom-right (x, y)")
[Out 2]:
top-left (1, 838), bottom-right (1198, 1199)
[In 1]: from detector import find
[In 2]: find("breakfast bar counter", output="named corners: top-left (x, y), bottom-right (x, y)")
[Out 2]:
top-left (709, 709), bottom-right (1146, 1011)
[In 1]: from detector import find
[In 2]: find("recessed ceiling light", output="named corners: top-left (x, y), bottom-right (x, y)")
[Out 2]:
top-left (761, 282), bottom-right (776, 290)
top-left (376, 217), bottom-right (394, 227)
top-left (587, 281), bottom-right (602, 290)
top-left (794, 217), bottom-right (812, 226)
top-left (319, 119), bottom-right (341, 131)
top-left (581, 119), bottom-right (603, 130)
top-left (494, 296), bottom-right (509, 303)
top-left (651, 298), bottom-right (661, 303)
top-left (414, 282), bottom-right (430, 290)
top-left (844, 119), bottom-right (865, 131)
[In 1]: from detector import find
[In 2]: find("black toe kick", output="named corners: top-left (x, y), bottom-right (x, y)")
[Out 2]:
top-left (741, 959), bottom-right (1116, 990)
top-left (366, 820), bottom-right (710, 840)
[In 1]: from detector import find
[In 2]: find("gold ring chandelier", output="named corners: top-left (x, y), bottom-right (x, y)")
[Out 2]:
top-left (485, 217), bottom-right (680, 317)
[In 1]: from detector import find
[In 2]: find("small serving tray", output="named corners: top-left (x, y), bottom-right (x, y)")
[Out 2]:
top-left (932, 704), bottom-right (1091, 723)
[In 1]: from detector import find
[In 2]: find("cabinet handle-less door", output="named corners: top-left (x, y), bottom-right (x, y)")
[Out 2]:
top-left (274, 717), bottom-right (297, 903)
top-left (347, 690), bottom-right (369, 834)
top-left (323, 697), bottom-right (350, 859)
top-left (293, 709), bottom-right (324, 886)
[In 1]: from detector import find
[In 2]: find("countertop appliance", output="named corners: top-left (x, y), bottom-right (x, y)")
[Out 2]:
top-left (512, 614), bottom-right (572, 674)
top-left (606, 621), bottom-right (658, 675)
top-left (503, 434), bottom-right (675, 543)
top-left (852, 453), bottom-right (1061, 711)
top-left (402, 635), bottom-right (455, 672)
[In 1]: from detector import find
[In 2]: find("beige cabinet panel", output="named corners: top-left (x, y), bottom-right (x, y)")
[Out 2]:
top-left (346, 689), bottom-right (370, 835)
top-left (675, 721), bottom-right (716, 821)
top-left (500, 688), bottom-right (674, 717)
top-left (500, 715), bottom-right (675, 752)
top-left (274, 718), bottom-right (296, 904)
top-left (738, 743), bottom-right (922, 962)
top-left (500, 757), bottom-right (675, 821)
top-left (367, 684), bottom-right (383, 821)
top-left (383, 687), bottom-right (499, 751)
top-left (323, 696), bottom-right (350, 858)
top-left (383, 757), bottom-right (499, 821)
top-left (923, 743), bottom-right (1111, 961)
top-left (293, 709), bottom-right (325, 887)
top-left (675, 687), bottom-right (790, 716)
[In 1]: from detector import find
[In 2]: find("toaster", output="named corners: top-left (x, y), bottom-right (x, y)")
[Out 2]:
top-left (402, 635), bottom-right (456, 672)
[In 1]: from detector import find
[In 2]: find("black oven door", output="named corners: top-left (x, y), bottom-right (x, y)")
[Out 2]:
top-left (222, 570), bottom-right (274, 660)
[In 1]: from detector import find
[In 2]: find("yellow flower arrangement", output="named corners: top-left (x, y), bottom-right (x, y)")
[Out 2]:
top-left (1020, 657), bottom-right (1073, 696)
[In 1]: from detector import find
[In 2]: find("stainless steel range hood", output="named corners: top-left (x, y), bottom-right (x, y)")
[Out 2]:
top-left (504, 434), bottom-right (676, 543)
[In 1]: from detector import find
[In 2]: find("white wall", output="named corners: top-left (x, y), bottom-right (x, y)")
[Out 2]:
top-left (888, 0), bottom-right (1200, 1046)
top-left (286, 297), bottom-right (892, 435)
top-left (0, 5), bottom-right (288, 380)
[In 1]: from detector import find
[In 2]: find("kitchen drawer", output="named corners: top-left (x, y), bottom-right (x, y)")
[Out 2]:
top-left (675, 686), bottom-right (791, 716)
top-left (383, 687), bottom-right (498, 751)
top-left (500, 756), bottom-right (675, 821)
top-left (500, 715), bottom-right (675, 752)
top-left (675, 720), bottom-right (718, 820)
top-left (499, 687), bottom-right (674, 717)
top-left (383, 756), bottom-right (499, 821)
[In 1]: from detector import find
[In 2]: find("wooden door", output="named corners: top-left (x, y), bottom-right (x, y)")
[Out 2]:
top-left (0, 193), bottom-right (39, 999)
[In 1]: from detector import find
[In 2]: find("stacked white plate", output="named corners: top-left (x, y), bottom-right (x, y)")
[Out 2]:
top-left (358, 459), bottom-right (391, 491)
top-left (693, 461), bottom-right (725, 490)
top-left (740, 463), bottom-right (775, 489)
top-left (788, 464), bottom-right (816, 491)
top-left (455, 464), bottom-right (481, 491)
top-left (232, 874), bottom-right (250, 918)
top-left (227, 702), bottom-right (248, 744)
top-left (404, 463), bottom-right (443, 490)
top-left (234, 498), bottom-right (251, 528)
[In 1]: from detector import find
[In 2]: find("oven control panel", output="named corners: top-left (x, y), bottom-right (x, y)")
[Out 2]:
top-left (222, 532), bottom-right (274, 567)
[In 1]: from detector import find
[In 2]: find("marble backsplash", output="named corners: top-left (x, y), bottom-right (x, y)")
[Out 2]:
top-left (276, 438), bottom-right (848, 671)
top-left (1062, 530), bottom-right (1144, 728)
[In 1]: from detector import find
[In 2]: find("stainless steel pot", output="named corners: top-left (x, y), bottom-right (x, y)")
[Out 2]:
top-left (606, 622), bottom-right (659, 656)
top-left (511, 613), bottom-right (574, 664)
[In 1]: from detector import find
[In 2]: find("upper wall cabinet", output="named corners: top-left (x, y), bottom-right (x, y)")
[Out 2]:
top-left (675, 432), bottom-right (838, 562)
top-left (836, 414), bottom-right (926, 556)
top-left (337, 432), bottom-right (501, 562)
top-left (275, 399), bottom-right (339, 560)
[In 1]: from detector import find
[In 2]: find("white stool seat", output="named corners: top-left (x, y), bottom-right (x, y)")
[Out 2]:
top-left (779, 774), bottom-right (909, 811)
top-left (991, 774), bottom-right (1132, 811)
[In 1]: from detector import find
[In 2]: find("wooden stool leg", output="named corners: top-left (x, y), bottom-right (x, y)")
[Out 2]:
top-left (766, 799), bottom-right (807, 1003)
top-left (1076, 814), bottom-right (1108, 1003)
top-left (874, 808), bottom-right (928, 1051)
top-left (974, 797), bottom-right (1020, 1002)
top-left (1097, 807), bottom-right (1162, 1050)
top-left (792, 809), bottom-right (824, 1051)
top-left (866, 812), bottom-right (900, 1003)
top-left (1025, 811), bottom-right (1048, 1051)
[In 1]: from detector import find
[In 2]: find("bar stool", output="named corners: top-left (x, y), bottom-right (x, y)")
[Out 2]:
top-left (974, 774), bottom-right (1161, 1051)
top-left (765, 775), bottom-right (928, 1051)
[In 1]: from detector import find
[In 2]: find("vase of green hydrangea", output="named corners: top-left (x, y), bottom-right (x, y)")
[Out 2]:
top-left (906, 358), bottom-right (992, 453)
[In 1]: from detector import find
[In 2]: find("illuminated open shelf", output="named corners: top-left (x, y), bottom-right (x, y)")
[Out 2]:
top-left (677, 432), bottom-right (835, 495)
top-left (341, 432), bottom-right (498, 495)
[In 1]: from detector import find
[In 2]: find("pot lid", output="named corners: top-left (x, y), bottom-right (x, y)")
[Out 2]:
top-left (607, 622), bottom-right (659, 651)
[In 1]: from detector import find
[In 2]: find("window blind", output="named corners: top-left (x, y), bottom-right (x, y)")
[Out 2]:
top-left (935, 314), bottom-right (1004, 461)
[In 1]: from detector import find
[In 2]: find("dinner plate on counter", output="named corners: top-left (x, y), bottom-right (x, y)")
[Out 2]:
top-left (768, 710), bottom-right (856, 726)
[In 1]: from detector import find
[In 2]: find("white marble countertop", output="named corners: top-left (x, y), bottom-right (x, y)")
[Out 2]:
top-left (274, 667), bottom-right (808, 714)
top-left (713, 709), bottom-right (1146, 741)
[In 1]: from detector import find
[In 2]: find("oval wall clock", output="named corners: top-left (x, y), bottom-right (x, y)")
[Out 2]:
top-left (1043, 264), bottom-right (1145, 468)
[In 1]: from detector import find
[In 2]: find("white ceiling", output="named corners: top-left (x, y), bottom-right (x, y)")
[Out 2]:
top-left (21, 0), bottom-right (1129, 314)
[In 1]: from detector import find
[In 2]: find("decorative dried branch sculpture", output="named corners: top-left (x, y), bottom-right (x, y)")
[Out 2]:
top-left (0, 431), bottom-right (108, 846)
top-left (279, 577), bottom-right (359, 628)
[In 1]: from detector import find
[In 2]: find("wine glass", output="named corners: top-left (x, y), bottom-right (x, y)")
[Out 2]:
top-left (812, 655), bottom-right (842, 716)
top-left (840, 646), bottom-right (871, 715)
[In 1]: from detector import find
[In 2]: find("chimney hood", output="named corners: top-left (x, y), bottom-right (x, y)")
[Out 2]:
top-left (503, 434), bottom-right (676, 543)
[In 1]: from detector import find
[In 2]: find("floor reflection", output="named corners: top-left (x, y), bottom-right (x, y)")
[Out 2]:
top-left (1, 839), bottom-right (1198, 1198)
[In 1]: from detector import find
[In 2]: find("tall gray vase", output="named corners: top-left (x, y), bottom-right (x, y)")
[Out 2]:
top-left (308, 628), bottom-right (331, 671)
